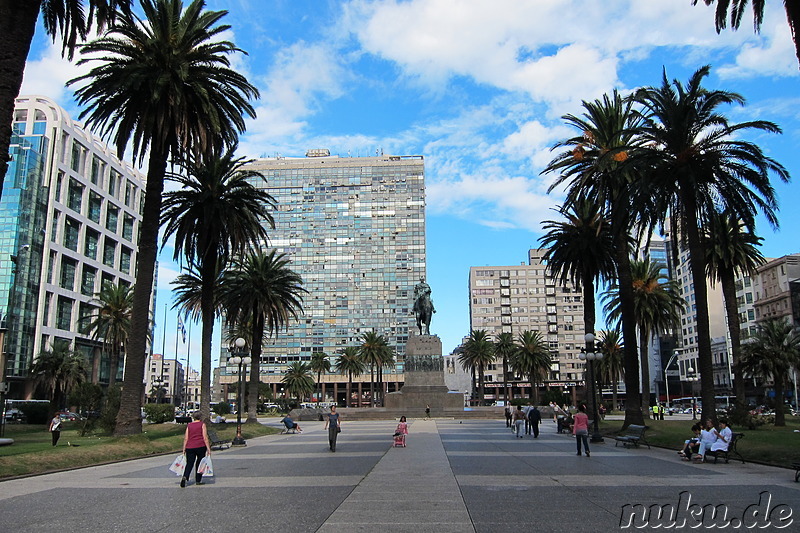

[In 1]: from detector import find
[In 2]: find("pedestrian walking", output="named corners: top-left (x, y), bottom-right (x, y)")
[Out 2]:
top-left (528, 405), bottom-right (542, 438)
top-left (425, 404), bottom-right (431, 419)
top-left (48, 413), bottom-right (62, 446)
top-left (504, 406), bottom-right (512, 428)
top-left (325, 405), bottom-right (341, 452)
top-left (573, 404), bottom-right (590, 457)
top-left (523, 403), bottom-right (533, 434)
top-left (181, 411), bottom-right (212, 487)
top-left (512, 405), bottom-right (526, 438)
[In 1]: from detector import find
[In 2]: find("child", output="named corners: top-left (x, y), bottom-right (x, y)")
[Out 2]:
top-left (678, 423), bottom-right (702, 460)
top-left (394, 416), bottom-right (408, 447)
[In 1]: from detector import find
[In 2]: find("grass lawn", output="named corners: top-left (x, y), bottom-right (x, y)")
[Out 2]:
top-left (599, 416), bottom-right (800, 467)
top-left (0, 421), bottom-right (278, 479)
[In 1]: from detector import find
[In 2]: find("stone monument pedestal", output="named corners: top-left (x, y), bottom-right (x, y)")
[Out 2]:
top-left (385, 334), bottom-right (463, 413)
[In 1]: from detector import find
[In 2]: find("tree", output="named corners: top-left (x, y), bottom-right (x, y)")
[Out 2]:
top-left (358, 331), bottom-right (391, 407)
top-left (702, 209), bottom-right (765, 417)
top-left (603, 258), bottom-right (684, 416)
top-left (596, 329), bottom-right (624, 411)
top-left (282, 361), bottom-right (314, 404)
top-left (494, 332), bottom-right (516, 405)
top-left (740, 319), bottom-right (800, 426)
top-left (0, 0), bottom-right (130, 198)
top-left (222, 250), bottom-right (305, 422)
top-left (310, 352), bottom-right (331, 403)
top-left (29, 340), bottom-right (89, 412)
top-left (544, 90), bottom-right (648, 427)
top-left (634, 65), bottom-right (788, 423)
top-left (693, 0), bottom-right (800, 69)
top-left (335, 347), bottom-right (364, 407)
top-left (459, 330), bottom-right (495, 405)
top-left (82, 281), bottom-right (132, 388)
top-left (162, 147), bottom-right (274, 422)
top-left (69, 0), bottom-right (259, 436)
top-left (512, 330), bottom-right (552, 404)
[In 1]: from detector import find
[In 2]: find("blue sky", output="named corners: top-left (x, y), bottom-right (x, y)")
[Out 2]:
top-left (20, 0), bottom-right (800, 367)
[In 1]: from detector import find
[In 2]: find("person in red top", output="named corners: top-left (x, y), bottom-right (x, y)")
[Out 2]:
top-left (181, 411), bottom-right (212, 487)
top-left (572, 404), bottom-right (590, 457)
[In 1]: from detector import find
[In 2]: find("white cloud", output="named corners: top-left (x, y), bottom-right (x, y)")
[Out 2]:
top-left (20, 40), bottom-right (87, 106)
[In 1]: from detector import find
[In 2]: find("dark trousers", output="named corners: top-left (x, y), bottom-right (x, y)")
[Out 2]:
top-left (576, 432), bottom-right (589, 454)
top-left (524, 418), bottom-right (531, 434)
top-left (183, 446), bottom-right (207, 482)
top-left (531, 422), bottom-right (539, 438)
top-left (328, 426), bottom-right (339, 451)
top-left (51, 430), bottom-right (60, 446)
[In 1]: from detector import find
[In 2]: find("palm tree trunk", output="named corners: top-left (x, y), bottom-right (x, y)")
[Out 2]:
top-left (0, 0), bottom-right (42, 197)
top-left (612, 381), bottom-right (619, 411)
top-left (247, 311), bottom-right (264, 423)
top-left (115, 146), bottom-right (168, 436)
top-left (581, 273), bottom-right (598, 426)
top-left (198, 252), bottom-right (217, 422)
top-left (502, 356), bottom-right (509, 405)
top-left (370, 363), bottom-right (375, 407)
top-left (784, 1), bottom-right (800, 69)
top-left (682, 192), bottom-right (716, 424)
top-left (640, 329), bottom-right (651, 418)
top-left (720, 269), bottom-right (746, 414)
top-left (348, 372), bottom-right (353, 407)
top-left (774, 380), bottom-right (786, 426)
top-left (478, 365), bottom-right (485, 405)
top-left (616, 240), bottom-right (644, 427)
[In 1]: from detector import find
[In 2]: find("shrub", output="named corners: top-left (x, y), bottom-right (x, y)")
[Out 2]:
top-left (20, 402), bottom-right (50, 424)
top-left (142, 404), bottom-right (175, 424)
top-left (212, 402), bottom-right (231, 416)
top-left (97, 384), bottom-right (121, 433)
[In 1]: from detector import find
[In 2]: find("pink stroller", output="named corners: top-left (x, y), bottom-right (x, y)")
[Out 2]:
top-left (393, 418), bottom-right (408, 447)
top-left (393, 432), bottom-right (406, 447)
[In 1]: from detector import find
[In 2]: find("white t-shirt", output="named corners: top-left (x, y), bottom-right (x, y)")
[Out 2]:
top-left (710, 426), bottom-right (732, 452)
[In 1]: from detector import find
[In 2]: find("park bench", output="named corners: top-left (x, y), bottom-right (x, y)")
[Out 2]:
top-left (792, 462), bottom-right (800, 483)
top-left (613, 424), bottom-right (650, 449)
top-left (175, 416), bottom-right (192, 424)
top-left (207, 430), bottom-right (231, 450)
top-left (705, 432), bottom-right (745, 464)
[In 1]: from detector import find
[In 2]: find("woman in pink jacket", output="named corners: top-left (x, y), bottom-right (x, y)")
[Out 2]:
top-left (572, 404), bottom-right (590, 457)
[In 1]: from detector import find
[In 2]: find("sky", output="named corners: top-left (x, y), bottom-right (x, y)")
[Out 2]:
top-left (19, 0), bottom-right (800, 368)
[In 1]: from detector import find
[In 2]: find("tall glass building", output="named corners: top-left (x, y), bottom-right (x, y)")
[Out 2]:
top-left (1, 96), bottom-right (145, 399)
top-left (218, 151), bottom-right (426, 405)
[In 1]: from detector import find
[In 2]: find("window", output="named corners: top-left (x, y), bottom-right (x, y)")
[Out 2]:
top-left (88, 192), bottom-right (102, 223)
top-left (56, 296), bottom-right (73, 330)
top-left (47, 251), bottom-right (56, 283)
top-left (84, 228), bottom-right (99, 260)
top-left (42, 293), bottom-right (52, 327)
top-left (124, 181), bottom-right (135, 207)
top-left (122, 214), bottom-right (134, 241)
top-left (91, 157), bottom-right (101, 185)
top-left (119, 246), bottom-right (132, 274)
top-left (101, 272), bottom-right (115, 290)
top-left (54, 172), bottom-right (63, 203)
top-left (109, 170), bottom-right (119, 196)
top-left (71, 142), bottom-right (85, 173)
top-left (81, 265), bottom-right (97, 296)
top-left (67, 179), bottom-right (83, 212)
top-left (105, 204), bottom-right (118, 232)
top-left (60, 257), bottom-right (77, 291)
top-left (63, 217), bottom-right (80, 251)
top-left (50, 210), bottom-right (60, 242)
top-left (103, 238), bottom-right (116, 267)
top-left (78, 302), bottom-right (94, 335)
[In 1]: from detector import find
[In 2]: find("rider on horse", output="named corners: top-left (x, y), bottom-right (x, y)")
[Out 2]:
top-left (413, 276), bottom-right (435, 335)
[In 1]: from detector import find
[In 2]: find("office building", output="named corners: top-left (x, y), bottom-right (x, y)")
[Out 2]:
top-left (467, 248), bottom-right (586, 402)
top-left (218, 151), bottom-right (426, 405)
top-left (144, 354), bottom-right (184, 405)
top-left (1, 96), bottom-right (145, 399)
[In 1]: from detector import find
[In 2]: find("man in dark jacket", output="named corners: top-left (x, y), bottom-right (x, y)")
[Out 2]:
top-left (528, 406), bottom-right (542, 438)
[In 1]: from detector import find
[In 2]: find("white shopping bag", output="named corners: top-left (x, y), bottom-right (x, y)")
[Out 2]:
top-left (168, 454), bottom-right (186, 476)
top-left (197, 456), bottom-right (214, 477)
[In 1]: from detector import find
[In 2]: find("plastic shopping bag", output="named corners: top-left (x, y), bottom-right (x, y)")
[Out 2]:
top-left (168, 454), bottom-right (186, 476)
top-left (197, 456), bottom-right (214, 477)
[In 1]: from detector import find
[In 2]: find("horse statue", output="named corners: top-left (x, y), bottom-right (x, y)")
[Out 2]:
top-left (413, 277), bottom-right (435, 335)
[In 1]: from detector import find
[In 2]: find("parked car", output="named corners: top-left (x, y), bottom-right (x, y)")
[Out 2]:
top-left (56, 411), bottom-right (83, 421)
top-left (3, 408), bottom-right (26, 422)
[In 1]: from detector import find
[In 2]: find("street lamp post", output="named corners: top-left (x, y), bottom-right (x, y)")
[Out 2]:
top-left (579, 332), bottom-right (604, 443)
top-left (664, 349), bottom-right (682, 411)
top-left (687, 366), bottom-right (699, 421)
top-left (153, 379), bottom-right (164, 404)
top-left (228, 337), bottom-right (250, 446)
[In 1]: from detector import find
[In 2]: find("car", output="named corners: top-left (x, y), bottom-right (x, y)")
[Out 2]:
top-left (56, 411), bottom-right (83, 421)
top-left (3, 408), bottom-right (26, 422)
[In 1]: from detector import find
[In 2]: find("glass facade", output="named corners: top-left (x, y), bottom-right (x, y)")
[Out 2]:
top-left (222, 154), bottom-right (426, 377)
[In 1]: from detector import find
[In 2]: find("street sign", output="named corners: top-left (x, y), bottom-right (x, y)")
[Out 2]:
top-left (665, 370), bottom-right (680, 377)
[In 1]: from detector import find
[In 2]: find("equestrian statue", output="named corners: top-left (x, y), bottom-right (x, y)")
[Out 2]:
top-left (413, 276), bottom-right (436, 335)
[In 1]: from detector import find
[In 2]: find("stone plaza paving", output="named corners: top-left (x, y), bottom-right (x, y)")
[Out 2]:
top-left (0, 418), bottom-right (798, 532)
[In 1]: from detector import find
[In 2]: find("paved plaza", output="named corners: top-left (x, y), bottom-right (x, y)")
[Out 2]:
top-left (1, 418), bottom-right (798, 532)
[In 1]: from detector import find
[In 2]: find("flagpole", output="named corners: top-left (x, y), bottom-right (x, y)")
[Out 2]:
top-left (173, 315), bottom-right (180, 407)
top-left (185, 321), bottom-right (192, 409)
top-left (159, 304), bottom-right (167, 403)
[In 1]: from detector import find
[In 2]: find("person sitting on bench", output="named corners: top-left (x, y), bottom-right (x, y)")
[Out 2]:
top-left (709, 419), bottom-right (732, 454)
top-left (282, 415), bottom-right (302, 433)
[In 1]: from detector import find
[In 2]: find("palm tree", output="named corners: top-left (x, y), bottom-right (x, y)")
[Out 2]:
top-left (693, 0), bottom-right (800, 69)
top-left (740, 319), bottom-right (800, 426)
top-left (596, 329), bottom-right (624, 411)
top-left (82, 281), bottom-right (132, 387)
top-left (69, 0), bottom-right (258, 436)
top-left (459, 330), bottom-right (495, 405)
top-left (0, 0), bottom-right (130, 196)
top-left (494, 332), bottom-right (516, 405)
top-left (634, 65), bottom-right (788, 423)
top-left (29, 340), bottom-right (89, 411)
top-left (603, 258), bottom-right (684, 416)
top-left (376, 346), bottom-right (396, 407)
top-left (310, 352), bottom-right (331, 404)
top-left (359, 331), bottom-right (391, 407)
top-left (161, 147), bottom-right (274, 422)
top-left (335, 347), bottom-right (365, 408)
top-left (282, 361), bottom-right (314, 405)
top-left (512, 330), bottom-right (552, 404)
top-left (544, 90), bottom-right (648, 427)
top-left (222, 250), bottom-right (305, 422)
top-left (702, 209), bottom-right (765, 416)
